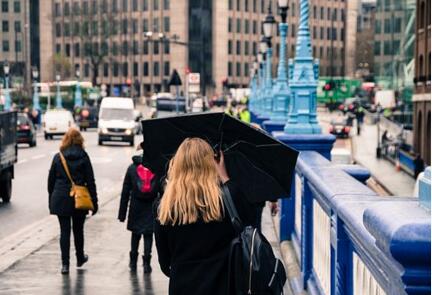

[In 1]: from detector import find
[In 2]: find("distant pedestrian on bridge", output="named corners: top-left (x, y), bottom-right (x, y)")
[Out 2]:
top-left (118, 146), bottom-right (161, 273)
top-left (48, 128), bottom-right (98, 275)
top-left (154, 138), bottom-right (257, 295)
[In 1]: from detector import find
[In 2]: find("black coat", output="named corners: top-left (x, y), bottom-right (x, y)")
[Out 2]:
top-left (118, 156), bottom-right (160, 235)
top-left (48, 145), bottom-right (98, 216)
top-left (154, 180), bottom-right (257, 295)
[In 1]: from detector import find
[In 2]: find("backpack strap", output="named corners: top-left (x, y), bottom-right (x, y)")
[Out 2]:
top-left (59, 152), bottom-right (75, 186)
top-left (221, 184), bottom-right (244, 233)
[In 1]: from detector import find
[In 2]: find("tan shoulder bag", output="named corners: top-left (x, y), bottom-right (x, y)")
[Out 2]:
top-left (59, 152), bottom-right (94, 211)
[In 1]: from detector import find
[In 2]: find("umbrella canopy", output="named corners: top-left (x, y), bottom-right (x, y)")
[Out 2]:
top-left (141, 112), bottom-right (298, 202)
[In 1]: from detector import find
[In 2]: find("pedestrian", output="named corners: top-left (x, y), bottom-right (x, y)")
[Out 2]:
top-left (414, 154), bottom-right (425, 179)
top-left (238, 106), bottom-right (251, 123)
top-left (118, 146), bottom-right (161, 273)
top-left (355, 106), bottom-right (364, 135)
top-left (154, 138), bottom-right (257, 295)
top-left (48, 128), bottom-right (98, 275)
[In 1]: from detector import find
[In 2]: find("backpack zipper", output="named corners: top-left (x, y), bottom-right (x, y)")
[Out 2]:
top-left (248, 228), bottom-right (258, 294)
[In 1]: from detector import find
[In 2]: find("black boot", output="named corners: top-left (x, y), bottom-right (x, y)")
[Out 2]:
top-left (77, 254), bottom-right (89, 267)
top-left (61, 264), bottom-right (69, 275)
top-left (129, 251), bottom-right (138, 272)
top-left (143, 255), bottom-right (152, 274)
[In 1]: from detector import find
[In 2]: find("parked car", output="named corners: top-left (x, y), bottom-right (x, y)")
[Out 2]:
top-left (0, 111), bottom-right (17, 203)
top-left (77, 106), bottom-right (99, 131)
top-left (16, 113), bottom-right (37, 147)
top-left (98, 97), bottom-right (136, 146)
top-left (43, 109), bottom-right (76, 140)
top-left (156, 96), bottom-right (186, 112)
top-left (329, 118), bottom-right (351, 138)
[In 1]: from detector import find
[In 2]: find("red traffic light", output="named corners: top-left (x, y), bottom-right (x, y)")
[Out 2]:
top-left (324, 84), bottom-right (331, 91)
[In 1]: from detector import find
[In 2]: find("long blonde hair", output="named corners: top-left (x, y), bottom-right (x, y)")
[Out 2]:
top-left (158, 138), bottom-right (223, 225)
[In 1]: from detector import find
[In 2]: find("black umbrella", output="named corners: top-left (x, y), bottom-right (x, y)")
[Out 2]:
top-left (141, 112), bottom-right (298, 202)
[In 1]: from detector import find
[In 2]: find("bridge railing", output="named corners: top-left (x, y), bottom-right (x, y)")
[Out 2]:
top-left (282, 151), bottom-right (430, 295)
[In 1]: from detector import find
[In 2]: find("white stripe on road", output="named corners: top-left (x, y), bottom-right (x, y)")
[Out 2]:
top-left (17, 159), bottom-right (28, 165)
top-left (31, 154), bottom-right (46, 160)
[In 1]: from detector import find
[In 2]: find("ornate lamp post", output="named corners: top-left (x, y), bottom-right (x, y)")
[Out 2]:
top-left (264, 0), bottom-right (291, 132)
top-left (74, 68), bottom-right (83, 108)
top-left (250, 60), bottom-right (259, 113)
top-left (32, 67), bottom-right (40, 110)
top-left (261, 6), bottom-right (276, 119)
top-left (55, 73), bottom-right (62, 109)
top-left (3, 61), bottom-right (11, 110)
top-left (257, 49), bottom-right (266, 115)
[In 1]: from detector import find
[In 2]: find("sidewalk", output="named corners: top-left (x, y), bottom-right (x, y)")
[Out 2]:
top-left (0, 196), bottom-right (292, 294)
top-left (352, 123), bottom-right (415, 196)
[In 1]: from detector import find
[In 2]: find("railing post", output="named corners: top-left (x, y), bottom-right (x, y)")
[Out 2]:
top-left (331, 215), bottom-right (350, 295)
top-left (301, 179), bottom-right (314, 288)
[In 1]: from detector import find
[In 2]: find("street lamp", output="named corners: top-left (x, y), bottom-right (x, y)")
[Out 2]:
top-left (278, 0), bottom-right (289, 23)
top-left (263, 5), bottom-right (277, 43)
top-left (74, 68), bottom-right (82, 108)
top-left (261, 5), bottom-right (276, 117)
top-left (55, 73), bottom-right (62, 109)
top-left (3, 61), bottom-right (11, 110)
top-left (32, 66), bottom-right (40, 110)
top-left (260, 36), bottom-right (268, 54)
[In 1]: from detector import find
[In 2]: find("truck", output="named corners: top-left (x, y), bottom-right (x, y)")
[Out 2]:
top-left (0, 111), bottom-right (17, 202)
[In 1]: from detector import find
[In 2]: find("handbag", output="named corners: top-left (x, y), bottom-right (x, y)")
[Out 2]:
top-left (59, 152), bottom-right (94, 211)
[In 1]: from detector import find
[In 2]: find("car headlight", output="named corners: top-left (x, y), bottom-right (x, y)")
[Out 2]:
top-left (99, 128), bottom-right (108, 134)
top-left (125, 129), bottom-right (132, 135)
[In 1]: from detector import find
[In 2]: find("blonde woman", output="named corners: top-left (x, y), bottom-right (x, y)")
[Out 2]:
top-left (154, 138), bottom-right (256, 295)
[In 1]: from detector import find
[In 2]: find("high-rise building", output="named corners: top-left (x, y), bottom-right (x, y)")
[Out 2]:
top-left (40, 0), bottom-right (355, 97)
top-left (412, 0), bottom-right (430, 165)
top-left (355, 0), bottom-right (375, 78)
top-left (0, 0), bottom-right (39, 91)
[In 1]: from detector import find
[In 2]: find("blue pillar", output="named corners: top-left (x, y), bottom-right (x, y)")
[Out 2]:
top-left (262, 47), bottom-right (273, 118)
top-left (56, 80), bottom-right (62, 109)
top-left (419, 167), bottom-right (431, 210)
top-left (32, 79), bottom-right (40, 110)
top-left (263, 22), bottom-right (290, 133)
top-left (74, 80), bottom-right (82, 108)
top-left (4, 75), bottom-right (11, 110)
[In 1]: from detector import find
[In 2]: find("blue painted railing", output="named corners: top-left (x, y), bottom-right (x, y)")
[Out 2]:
top-left (281, 150), bottom-right (431, 295)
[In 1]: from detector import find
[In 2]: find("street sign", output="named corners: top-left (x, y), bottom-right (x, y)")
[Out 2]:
top-left (188, 73), bottom-right (200, 84)
top-left (169, 69), bottom-right (182, 86)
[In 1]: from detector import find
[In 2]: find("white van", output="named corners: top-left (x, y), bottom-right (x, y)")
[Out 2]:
top-left (43, 109), bottom-right (76, 140)
top-left (98, 97), bottom-right (135, 146)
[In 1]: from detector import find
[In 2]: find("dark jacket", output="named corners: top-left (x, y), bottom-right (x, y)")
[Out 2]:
top-left (118, 155), bottom-right (160, 235)
top-left (154, 180), bottom-right (257, 295)
top-left (48, 145), bottom-right (98, 216)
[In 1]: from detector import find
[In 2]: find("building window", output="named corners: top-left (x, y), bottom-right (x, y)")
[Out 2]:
top-left (92, 21), bottom-right (98, 35)
top-left (244, 41), bottom-right (249, 55)
top-left (143, 41), bottom-right (149, 54)
top-left (112, 42), bottom-right (118, 55)
top-left (228, 40), bottom-right (233, 54)
top-left (122, 0), bottom-right (128, 11)
top-left (375, 20), bottom-right (381, 34)
top-left (340, 28), bottom-right (345, 41)
top-left (1, 40), bottom-right (9, 52)
top-left (420, 1), bottom-right (425, 29)
top-left (228, 62), bottom-right (233, 76)
top-left (394, 18), bottom-right (402, 33)
top-left (313, 26), bottom-right (317, 39)
top-left (252, 42), bottom-right (257, 55)
top-left (327, 8), bottom-right (331, 20)
top-left (132, 19), bottom-right (138, 34)
top-left (91, 0), bottom-right (98, 13)
top-left (164, 17), bottom-right (170, 32)
top-left (164, 61), bottom-right (170, 76)
top-left (75, 43), bottom-right (80, 57)
top-left (132, 0), bottom-right (138, 11)
top-left (236, 62), bottom-right (241, 76)
top-left (133, 41), bottom-right (139, 54)
top-left (164, 0), bottom-right (169, 10)
top-left (123, 62), bottom-right (128, 76)
top-left (1, 1), bottom-right (8, 12)
top-left (320, 7), bottom-right (324, 20)
top-left (103, 63), bottom-right (109, 77)
top-left (253, 0), bottom-right (256, 12)
top-left (112, 0), bottom-right (118, 12)
top-left (153, 42), bottom-right (159, 54)
top-left (64, 2), bottom-right (70, 15)
top-left (143, 0), bottom-right (148, 10)
top-left (291, 3), bottom-right (295, 16)
top-left (244, 20), bottom-right (249, 34)
top-left (228, 18), bottom-right (232, 33)
top-left (153, 18), bottom-right (159, 32)
top-left (64, 23), bottom-right (70, 36)
top-left (384, 19), bottom-right (391, 33)
top-left (236, 0), bottom-right (240, 10)
top-left (13, 1), bottom-right (20, 13)
top-left (313, 6), bottom-right (316, 19)
top-left (229, 0), bottom-right (233, 10)
top-left (153, 62), bottom-right (159, 76)
top-left (133, 62), bottom-right (139, 76)
top-left (55, 2), bottom-right (61, 16)
top-left (101, 42), bottom-right (108, 55)
top-left (143, 19), bottom-right (149, 32)
top-left (84, 64), bottom-right (90, 77)
top-left (101, 0), bottom-right (108, 13)
top-left (244, 63), bottom-right (249, 76)
top-left (122, 19), bottom-right (128, 34)
top-left (236, 40), bottom-right (241, 55)
top-left (236, 19), bottom-right (241, 33)
top-left (253, 20), bottom-right (257, 34)
top-left (143, 62), bottom-right (149, 76)
top-left (2, 21), bottom-right (9, 32)
top-left (245, 0), bottom-right (248, 11)
top-left (73, 22), bottom-right (80, 36)
top-left (384, 41), bottom-right (391, 55)
top-left (113, 62), bottom-right (119, 77)
top-left (122, 41), bottom-right (128, 55)
top-left (154, 0), bottom-right (159, 10)
top-left (56, 44), bottom-right (61, 53)
top-left (15, 40), bottom-right (21, 52)
top-left (292, 24), bottom-right (296, 37)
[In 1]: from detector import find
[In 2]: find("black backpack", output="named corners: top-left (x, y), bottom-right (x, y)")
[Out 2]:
top-left (222, 185), bottom-right (287, 295)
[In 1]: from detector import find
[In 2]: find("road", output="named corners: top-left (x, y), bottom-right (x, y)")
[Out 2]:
top-left (0, 130), bottom-right (140, 240)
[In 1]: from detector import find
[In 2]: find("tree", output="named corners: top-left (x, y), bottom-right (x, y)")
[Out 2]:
top-left (53, 53), bottom-right (72, 79)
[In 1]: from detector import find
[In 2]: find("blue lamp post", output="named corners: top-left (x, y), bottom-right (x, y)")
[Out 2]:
top-left (255, 50), bottom-right (265, 116)
top-left (55, 74), bottom-right (63, 109)
top-left (74, 69), bottom-right (83, 108)
top-left (263, 0), bottom-right (291, 133)
top-left (32, 67), bottom-right (40, 110)
top-left (3, 61), bottom-right (11, 111)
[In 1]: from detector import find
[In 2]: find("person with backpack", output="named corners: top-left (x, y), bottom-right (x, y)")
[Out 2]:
top-left (154, 138), bottom-right (285, 294)
top-left (118, 149), bottom-right (160, 273)
top-left (48, 128), bottom-right (98, 275)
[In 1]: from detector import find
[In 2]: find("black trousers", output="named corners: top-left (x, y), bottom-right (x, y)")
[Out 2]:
top-left (57, 214), bottom-right (86, 265)
top-left (131, 232), bottom-right (153, 257)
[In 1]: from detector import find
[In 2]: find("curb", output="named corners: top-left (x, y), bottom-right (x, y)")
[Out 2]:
top-left (0, 182), bottom-right (122, 274)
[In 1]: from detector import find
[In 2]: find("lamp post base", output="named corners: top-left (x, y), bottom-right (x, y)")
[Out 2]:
top-left (254, 115), bottom-right (270, 127)
top-left (262, 120), bottom-right (285, 133)
top-left (283, 122), bottom-right (322, 134)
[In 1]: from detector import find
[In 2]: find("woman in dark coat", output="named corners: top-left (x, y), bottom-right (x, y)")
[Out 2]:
top-left (118, 154), bottom-right (160, 273)
top-left (154, 138), bottom-right (256, 295)
top-left (48, 128), bottom-right (98, 275)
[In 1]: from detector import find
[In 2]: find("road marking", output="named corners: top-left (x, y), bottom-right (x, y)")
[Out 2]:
top-left (31, 154), bottom-right (46, 160)
top-left (91, 157), bottom-right (113, 164)
top-left (17, 159), bottom-right (28, 165)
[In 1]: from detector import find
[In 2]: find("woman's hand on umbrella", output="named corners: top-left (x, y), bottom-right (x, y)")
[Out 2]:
top-left (215, 151), bottom-right (230, 184)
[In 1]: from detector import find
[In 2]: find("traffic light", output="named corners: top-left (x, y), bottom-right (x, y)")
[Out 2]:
top-left (323, 80), bottom-right (336, 91)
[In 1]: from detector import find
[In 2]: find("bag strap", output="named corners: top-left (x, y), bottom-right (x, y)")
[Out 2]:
top-left (59, 152), bottom-right (75, 186)
top-left (221, 184), bottom-right (244, 233)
